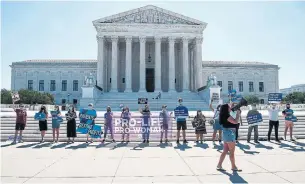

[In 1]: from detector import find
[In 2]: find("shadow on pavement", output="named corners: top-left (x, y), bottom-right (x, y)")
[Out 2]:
top-left (109, 142), bottom-right (127, 150)
top-left (255, 142), bottom-right (274, 150)
top-left (194, 142), bottom-right (209, 149)
top-left (237, 142), bottom-right (260, 155)
top-left (50, 142), bottom-right (70, 149)
top-left (280, 142), bottom-right (305, 152)
top-left (213, 142), bottom-right (223, 152)
top-left (1, 143), bottom-right (15, 147)
top-left (174, 143), bottom-right (192, 151)
top-left (220, 170), bottom-right (248, 183)
top-left (293, 141), bottom-right (305, 147)
top-left (16, 143), bottom-right (38, 148)
top-left (32, 142), bottom-right (53, 149)
top-left (65, 143), bottom-right (89, 149)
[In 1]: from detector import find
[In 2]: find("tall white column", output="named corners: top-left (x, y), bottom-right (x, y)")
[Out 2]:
top-left (125, 36), bottom-right (132, 92)
top-left (155, 36), bottom-right (162, 92)
top-left (168, 36), bottom-right (176, 92)
top-left (195, 37), bottom-right (203, 90)
top-left (110, 36), bottom-right (118, 92)
top-left (96, 36), bottom-right (104, 88)
top-left (182, 37), bottom-right (189, 91)
top-left (139, 36), bottom-right (146, 92)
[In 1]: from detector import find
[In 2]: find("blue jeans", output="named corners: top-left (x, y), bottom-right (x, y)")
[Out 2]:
top-left (142, 126), bottom-right (150, 140)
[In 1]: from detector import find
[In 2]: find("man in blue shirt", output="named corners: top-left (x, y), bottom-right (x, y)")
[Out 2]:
top-left (282, 103), bottom-right (295, 141)
top-left (174, 98), bottom-right (189, 144)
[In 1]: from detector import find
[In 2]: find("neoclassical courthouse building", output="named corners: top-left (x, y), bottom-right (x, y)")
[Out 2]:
top-left (10, 5), bottom-right (279, 109)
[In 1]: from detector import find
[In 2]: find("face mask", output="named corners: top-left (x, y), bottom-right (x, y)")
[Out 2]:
top-left (88, 106), bottom-right (93, 110)
top-left (287, 106), bottom-right (290, 109)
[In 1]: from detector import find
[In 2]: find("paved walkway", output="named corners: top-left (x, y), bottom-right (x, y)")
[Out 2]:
top-left (1, 140), bottom-right (305, 183)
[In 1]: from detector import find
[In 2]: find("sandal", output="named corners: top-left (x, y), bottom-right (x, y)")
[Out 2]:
top-left (232, 168), bottom-right (242, 172)
top-left (216, 166), bottom-right (225, 171)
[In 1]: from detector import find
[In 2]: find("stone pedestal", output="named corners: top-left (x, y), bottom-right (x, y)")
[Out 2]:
top-left (209, 85), bottom-right (222, 108)
top-left (80, 86), bottom-right (95, 108)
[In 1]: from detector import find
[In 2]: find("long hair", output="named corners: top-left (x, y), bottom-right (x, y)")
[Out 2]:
top-left (219, 104), bottom-right (230, 124)
top-left (39, 106), bottom-right (48, 114)
top-left (196, 110), bottom-right (202, 117)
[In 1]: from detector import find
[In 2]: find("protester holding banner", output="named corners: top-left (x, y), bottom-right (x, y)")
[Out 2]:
top-left (267, 103), bottom-right (281, 142)
top-left (282, 103), bottom-right (296, 141)
top-left (102, 106), bottom-right (115, 143)
top-left (174, 98), bottom-right (189, 144)
top-left (37, 106), bottom-right (48, 143)
top-left (140, 105), bottom-right (151, 143)
top-left (247, 104), bottom-right (260, 143)
top-left (12, 104), bottom-right (27, 144)
top-left (217, 104), bottom-right (242, 172)
top-left (192, 110), bottom-right (207, 143)
top-left (65, 106), bottom-right (77, 143)
top-left (209, 101), bottom-right (222, 143)
top-left (51, 106), bottom-right (62, 143)
top-left (159, 105), bottom-right (170, 143)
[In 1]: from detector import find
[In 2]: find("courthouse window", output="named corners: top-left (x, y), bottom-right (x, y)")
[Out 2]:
top-left (228, 81), bottom-right (233, 91)
top-left (249, 82), bottom-right (254, 92)
top-left (50, 80), bottom-right (56, 91)
top-left (259, 82), bottom-right (264, 92)
top-left (217, 81), bottom-right (222, 91)
top-left (238, 81), bottom-right (243, 92)
top-left (62, 80), bottom-right (67, 91)
top-left (28, 80), bottom-right (33, 90)
top-left (73, 80), bottom-right (78, 91)
top-left (39, 80), bottom-right (44, 91)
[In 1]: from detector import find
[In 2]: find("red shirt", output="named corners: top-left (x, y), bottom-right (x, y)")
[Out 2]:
top-left (15, 109), bottom-right (27, 124)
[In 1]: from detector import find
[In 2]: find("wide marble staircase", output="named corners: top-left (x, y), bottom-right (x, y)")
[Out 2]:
top-left (1, 109), bottom-right (305, 142)
top-left (94, 92), bottom-right (208, 111)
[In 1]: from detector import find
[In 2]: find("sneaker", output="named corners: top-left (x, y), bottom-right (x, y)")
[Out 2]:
top-left (200, 140), bottom-right (203, 144)
top-left (183, 140), bottom-right (188, 144)
top-left (101, 139), bottom-right (105, 143)
top-left (254, 141), bottom-right (260, 144)
top-left (176, 140), bottom-right (180, 144)
top-left (276, 140), bottom-right (281, 143)
top-left (232, 168), bottom-right (242, 172)
top-left (11, 141), bottom-right (17, 145)
top-left (147, 140), bottom-right (150, 144)
top-left (142, 140), bottom-right (146, 143)
top-left (247, 140), bottom-right (250, 143)
top-left (291, 138), bottom-right (296, 142)
top-left (165, 139), bottom-right (169, 143)
top-left (86, 141), bottom-right (89, 143)
top-left (111, 139), bottom-right (116, 143)
top-left (19, 139), bottom-right (24, 143)
top-left (236, 140), bottom-right (239, 143)
top-left (160, 140), bottom-right (163, 144)
top-left (219, 140), bottom-right (222, 143)
top-left (126, 140), bottom-right (130, 143)
top-left (90, 140), bottom-right (93, 143)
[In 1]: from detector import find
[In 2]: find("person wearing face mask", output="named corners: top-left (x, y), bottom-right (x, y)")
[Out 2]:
top-left (159, 105), bottom-right (170, 143)
top-left (140, 105), bottom-right (151, 143)
top-left (12, 104), bottom-right (27, 144)
top-left (66, 106), bottom-right (77, 143)
top-left (192, 110), bottom-right (207, 143)
top-left (210, 101), bottom-right (222, 143)
top-left (174, 98), bottom-right (189, 144)
top-left (86, 103), bottom-right (97, 143)
top-left (38, 106), bottom-right (48, 143)
top-left (282, 103), bottom-right (295, 141)
top-left (51, 105), bottom-right (61, 143)
top-left (103, 106), bottom-right (115, 143)
top-left (247, 104), bottom-right (260, 144)
top-left (267, 103), bottom-right (281, 142)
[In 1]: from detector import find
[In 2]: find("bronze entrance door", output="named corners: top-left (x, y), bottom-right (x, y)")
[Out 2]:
top-left (146, 68), bottom-right (155, 92)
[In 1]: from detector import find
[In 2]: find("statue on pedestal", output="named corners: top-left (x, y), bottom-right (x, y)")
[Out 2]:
top-left (207, 74), bottom-right (217, 87)
top-left (84, 73), bottom-right (95, 87)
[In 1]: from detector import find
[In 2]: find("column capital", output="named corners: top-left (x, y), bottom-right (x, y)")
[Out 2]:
top-left (154, 36), bottom-right (162, 42)
top-left (195, 36), bottom-right (203, 44)
top-left (139, 36), bottom-right (146, 43)
top-left (182, 36), bottom-right (190, 43)
top-left (125, 36), bottom-right (133, 43)
top-left (96, 36), bottom-right (105, 42)
top-left (168, 36), bottom-right (176, 44)
top-left (111, 35), bottom-right (119, 42)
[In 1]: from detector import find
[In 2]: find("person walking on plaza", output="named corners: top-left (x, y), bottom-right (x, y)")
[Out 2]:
top-left (51, 105), bottom-right (61, 143)
top-left (140, 105), bottom-right (151, 143)
top-left (103, 106), bottom-right (115, 143)
top-left (85, 103), bottom-right (97, 143)
top-left (230, 103), bottom-right (243, 143)
top-left (12, 104), bottom-right (27, 144)
top-left (247, 104), bottom-right (260, 143)
top-left (38, 106), bottom-right (48, 143)
top-left (210, 101), bottom-right (222, 143)
top-left (159, 105), bottom-right (170, 143)
top-left (65, 106), bottom-right (77, 143)
top-left (282, 103), bottom-right (295, 141)
top-left (175, 98), bottom-right (189, 144)
top-left (192, 110), bottom-right (207, 143)
top-left (217, 104), bottom-right (242, 172)
top-left (267, 103), bottom-right (281, 142)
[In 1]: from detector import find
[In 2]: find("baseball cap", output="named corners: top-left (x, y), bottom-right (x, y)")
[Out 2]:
top-left (88, 103), bottom-right (93, 107)
top-left (162, 105), bottom-right (167, 108)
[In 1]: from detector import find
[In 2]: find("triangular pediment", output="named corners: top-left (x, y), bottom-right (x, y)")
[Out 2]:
top-left (93, 5), bottom-right (206, 25)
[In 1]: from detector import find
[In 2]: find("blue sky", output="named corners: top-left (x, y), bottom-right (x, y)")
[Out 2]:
top-left (1, 1), bottom-right (305, 90)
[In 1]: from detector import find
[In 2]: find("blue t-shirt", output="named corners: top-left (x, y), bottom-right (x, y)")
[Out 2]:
top-left (142, 110), bottom-right (150, 126)
top-left (284, 109), bottom-right (294, 121)
top-left (174, 105), bottom-right (189, 122)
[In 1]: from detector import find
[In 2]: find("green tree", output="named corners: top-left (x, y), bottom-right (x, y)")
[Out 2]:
top-left (244, 95), bottom-right (259, 105)
top-left (283, 92), bottom-right (305, 104)
top-left (1, 89), bottom-right (13, 104)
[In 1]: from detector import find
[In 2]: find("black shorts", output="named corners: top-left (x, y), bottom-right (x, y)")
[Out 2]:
top-left (177, 121), bottom-right (187, 130)
top-left (39, 120), bottom-right (48, 131)
top-left (15, 123), bottom-right (25, 131)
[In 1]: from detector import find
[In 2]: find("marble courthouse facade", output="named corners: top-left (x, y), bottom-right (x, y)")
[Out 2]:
top-left (10, 5), bottom-right (279, 108)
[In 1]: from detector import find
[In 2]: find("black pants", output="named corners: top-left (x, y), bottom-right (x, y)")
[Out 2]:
top-left (268, 120), bottom-right (279, 141)
top-left (235, 123), bottom-right (240, 141)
